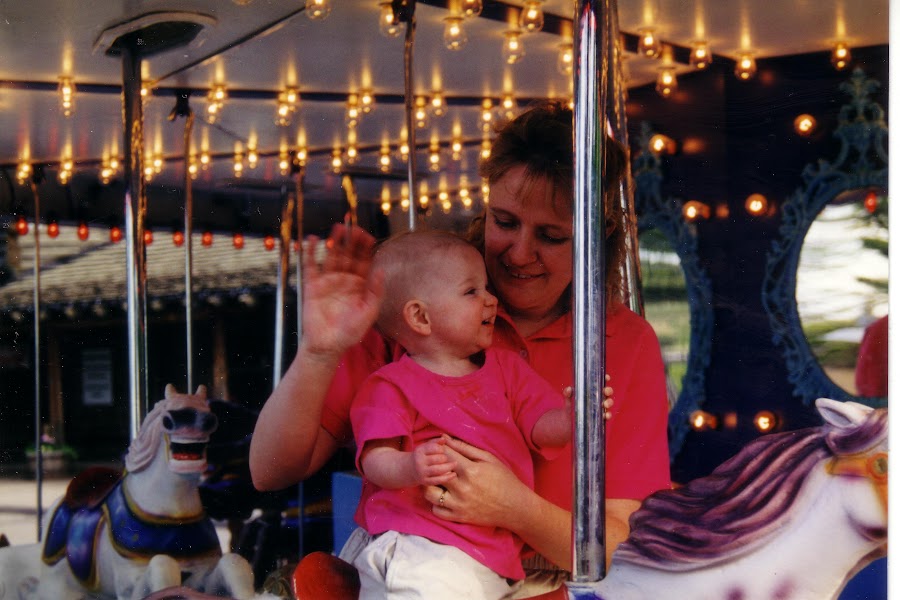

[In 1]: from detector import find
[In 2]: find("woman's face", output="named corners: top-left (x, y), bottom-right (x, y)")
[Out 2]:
top-left (483, 164), bottom-right (573, 322)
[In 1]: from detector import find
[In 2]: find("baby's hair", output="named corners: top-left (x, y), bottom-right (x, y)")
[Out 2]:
top-left (373, 229), bottom-right (478, 340)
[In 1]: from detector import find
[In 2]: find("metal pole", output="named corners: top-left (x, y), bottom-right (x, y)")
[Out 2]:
top-left (570, 0), bottom-right (609, 587)
top-left (183, 111), bottom-right (196, 391)
top-left (294, 166), bottom-right (306, 560)
top-left (273, 187), bottom-right (294, 385)
top-left (121, 43), bottom-right (149, 440)
top-left (29, 179), bottom-right (43, 541)
top-left (403, 10), bottom-right (417, 232)
top-left (605, 0), bottom-right (643, 316)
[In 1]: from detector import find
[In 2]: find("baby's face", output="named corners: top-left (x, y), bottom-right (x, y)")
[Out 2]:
top-left (422, 247), bottom-right (498, 357)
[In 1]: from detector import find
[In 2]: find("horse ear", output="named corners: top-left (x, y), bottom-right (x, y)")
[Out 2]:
top-left (816, 398), bottom-right (873, 429)
top-left (195, 385), bottom-right (207, 399)
top-left (165, 383), bottom-right (175, 398)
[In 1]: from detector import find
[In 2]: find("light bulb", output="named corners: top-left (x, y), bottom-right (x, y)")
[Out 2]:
top-left (793, 114), bottom-right (817, 136)
top-left (461, 0), bottom-right (482, 18)
top-left (378, 1), bottom-right (402, 38)
top-left (305, 0), bottom-right (331, 20)
top-left (735, 53), bottom-right (757, 80)
top-left (58, 76), bottom-right (75, 117)
top-left (690, 41), bottom-right (710, 69)
top-left (637, 28), bottom-right (661, 59)
top-left (558, 42), bottom-right (574, 75)
top-left (831, 42), bottom-right (851, 70)
top-left (655, 67), bottom-right (677, 98)
top-left (360, 89), bottom-right (375, 114)
top-left (518, 1), bottom-right (544, 33)
top-left (414, 96), bottom-right (429, 129)
top-left (503, 30), bottom-right (525, 64)
top-left (428, 144), bottom-right (441, 172)
top-left (379, 146), bottom-right (392, 173)
top-left (430, 91), bottom-right (447, 117)
top-left (443, 16), bottom-right (467, 51)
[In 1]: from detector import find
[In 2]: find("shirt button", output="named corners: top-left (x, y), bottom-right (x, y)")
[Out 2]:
top-left (519, 349), bottom-right (528, 360)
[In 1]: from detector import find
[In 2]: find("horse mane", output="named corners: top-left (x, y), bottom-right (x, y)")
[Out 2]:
top-left (615, 408), bottom-right (888, 571)
top-left (125, 386), bottom-right (209, 473)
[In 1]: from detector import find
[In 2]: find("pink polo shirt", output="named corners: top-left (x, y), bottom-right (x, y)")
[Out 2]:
top-left (350, 349), bottom-right (565, 579)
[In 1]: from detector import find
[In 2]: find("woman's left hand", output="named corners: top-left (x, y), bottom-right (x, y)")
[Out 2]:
top-left (423, 436), bottom-right (530, 530)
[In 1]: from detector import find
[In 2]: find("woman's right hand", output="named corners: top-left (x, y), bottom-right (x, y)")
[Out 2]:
top-left (300, 224), bottom-right (383, 358)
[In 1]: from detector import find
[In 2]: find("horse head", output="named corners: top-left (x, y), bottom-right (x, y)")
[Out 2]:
top-left (125, 384), bottom-right (219, 476)
top-left (818, 398), bottom-right (888, 545)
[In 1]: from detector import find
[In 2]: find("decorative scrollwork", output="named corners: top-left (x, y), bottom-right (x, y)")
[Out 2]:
top-left (761, 69), bottom-right (888, 408)
top-left (633, 122), bottom-right (715, 459)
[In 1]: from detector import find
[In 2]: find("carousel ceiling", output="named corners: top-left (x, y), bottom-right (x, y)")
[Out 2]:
top-left (0, 0), bottom-right (890, 236)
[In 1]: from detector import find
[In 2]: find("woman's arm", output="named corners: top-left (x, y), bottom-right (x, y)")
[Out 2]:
top-left (425, 438), bottom-right (638, 570)
top-left (249, 224), bottom-right (382, 491)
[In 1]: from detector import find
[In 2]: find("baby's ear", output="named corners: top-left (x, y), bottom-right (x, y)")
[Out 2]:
top-left (403, 299), bottom-right (431, 335)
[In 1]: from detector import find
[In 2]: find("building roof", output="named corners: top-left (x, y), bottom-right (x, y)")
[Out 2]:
top-left (0, 223), bottom-right (301, 314)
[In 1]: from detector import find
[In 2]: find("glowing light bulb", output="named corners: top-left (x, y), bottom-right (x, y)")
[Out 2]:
top-left (233, 232), bottom-right (245, 249)
top-left (58, 76), bottom-right (75, 117)
top-left (360, 89), bottom-right (375, 114)
top-left (793, 114), bottom-right (817, 136)
top-left (831, 42), bottom-right (851, 70)
top-left (637, 28), bottom-right (661, 58)
top-left (503, 30), bottom-right (525, 64)
top-left (305, 0), bottom-right (331, 20)
top-left (745, 193), bottom-right (768, 216)
top-left (378, 1), bottom-right (402, 37)
top-left (690, 41), bottom-right (710, 69)
top-left (518, 1), bottom-right (544, 33)
top-left (430, 91), bottom-right (447, 117)
top-left (558, 42), bottom-right (574, 75)
top-left (77, 222), bottom-right (89, 241)
top-left (173, 230), bottom-right (185, 247)
top-left (656, 67), bottom-right (677, 98)
top-left (461, 0), bottom-right (482, 18)
top-left (444, 16), bottom-right (467, 51)
top-left (735, 53), bottom-right (757, 80)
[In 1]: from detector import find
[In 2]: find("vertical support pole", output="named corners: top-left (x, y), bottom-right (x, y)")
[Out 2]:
top-left (570, 0), bottom-right (609, 587)
top-left (294, 165), bottom-right (306, 559)
top-left (273, 187), bottom-right (295, 386)
top-left (121, 44), bottom-right (149, 440)
top-left (402, 4), bottom-right (417, 232)
top-left (605, 0), bottom-right (643, 315)
top-left (29, 179), bottom-right (43, 540)
top-left (183, 111), bottom-right (195, 392)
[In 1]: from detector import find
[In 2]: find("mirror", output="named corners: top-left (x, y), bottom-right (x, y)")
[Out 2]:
top-left (796, 195), bottom-right (889, 396)
top-left (633, 122), bottom-right (715, 458)
top-left (761, 69), bottom-right (888, 408)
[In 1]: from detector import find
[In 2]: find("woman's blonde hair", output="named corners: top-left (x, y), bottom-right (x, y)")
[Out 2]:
top-left (469, 100), bottom-right (631, 304)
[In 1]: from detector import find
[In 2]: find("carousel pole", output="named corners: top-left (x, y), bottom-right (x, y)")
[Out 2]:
top-left (399, 0), bottom-right (417, 231)
top-left (294, 162), bottom-right (306, 559)
top-left (167, 91), bottom-right (196, 392)
top-left (605, 4), bottom-right (644, 316)
top-left (570, 0), bottom-right (611, 591)
top-left (273, 186), bottom-right (295, 385)
top-left (121, 42), bottom-right (150, 440)
top-left (29, 174), bottom-right (43, 540)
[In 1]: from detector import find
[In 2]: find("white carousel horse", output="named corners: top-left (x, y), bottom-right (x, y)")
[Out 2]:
top-left (574, 398), bottom-right (888, 600)
top-left (0, 384), bottom-right (259, 600)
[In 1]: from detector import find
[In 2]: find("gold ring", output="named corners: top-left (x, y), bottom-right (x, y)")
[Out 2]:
top-left (438, 490), bottom-right (446, 507)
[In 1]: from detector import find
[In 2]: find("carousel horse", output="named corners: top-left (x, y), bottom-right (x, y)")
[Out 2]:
top-left (288, 398), bottom-right (887, 600)
top-left (0, 385), bottom-right (259, 600)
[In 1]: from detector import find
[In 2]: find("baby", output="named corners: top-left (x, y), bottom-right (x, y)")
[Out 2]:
top-left (349, 229), bottom-right (570, 599)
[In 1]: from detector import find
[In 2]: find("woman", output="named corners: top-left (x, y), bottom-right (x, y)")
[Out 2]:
top-left (249, 101), bottom-right (670, 596)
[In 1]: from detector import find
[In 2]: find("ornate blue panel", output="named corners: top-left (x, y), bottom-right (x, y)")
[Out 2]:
top-left (761, 69), bottom-right (888, 409)
top-left (632, 122), bottom-right (715, 459)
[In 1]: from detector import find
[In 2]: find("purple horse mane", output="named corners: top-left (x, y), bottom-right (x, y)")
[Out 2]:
top-left (614, 407), bottom-right (888, 571)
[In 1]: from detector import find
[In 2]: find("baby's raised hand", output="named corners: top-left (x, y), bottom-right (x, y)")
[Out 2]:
top-left (413, 437), bottom-right (457, 486)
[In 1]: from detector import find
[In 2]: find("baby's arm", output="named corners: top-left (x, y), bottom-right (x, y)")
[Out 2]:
top-left (360, 436), bottom-right (457, 489)
top-left (531, 407), bottom-right (572, 449)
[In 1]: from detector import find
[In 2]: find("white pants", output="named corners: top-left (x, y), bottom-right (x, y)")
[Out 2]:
top-left (349, 530), bottom-right (521, 600)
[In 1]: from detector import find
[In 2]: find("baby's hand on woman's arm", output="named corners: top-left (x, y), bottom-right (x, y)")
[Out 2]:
top-left (413, 438), bottom-right (457, 486)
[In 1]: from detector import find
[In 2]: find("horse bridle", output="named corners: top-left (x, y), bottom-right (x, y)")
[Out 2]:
top-left (826, 450), bottom-right (888, 513)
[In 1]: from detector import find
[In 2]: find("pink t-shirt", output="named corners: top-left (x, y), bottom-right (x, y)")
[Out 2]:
top-left (350, 348), bottom-right (565, 580)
